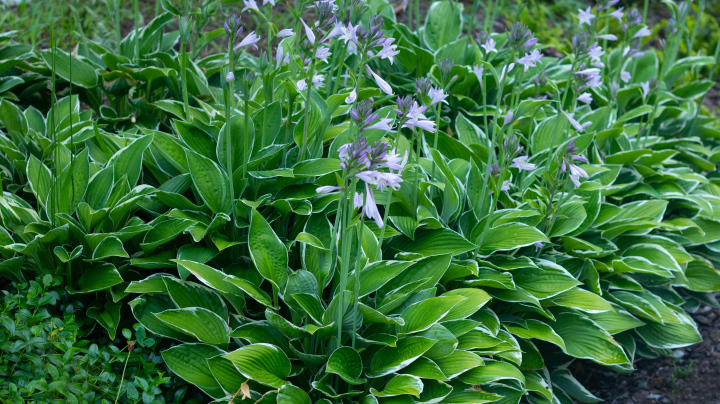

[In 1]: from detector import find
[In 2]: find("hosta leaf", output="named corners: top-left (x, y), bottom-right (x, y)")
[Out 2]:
top-left (327, 346), bottom-right (366, 385)
top-left (76, 262), bottom-right (123, 293)
top-left (90, 236), bottom-right (129, 261)
top-left (399, 357), bottom-right (449, 381)
top-left (155, 307), bottom-right (230, 344)
top-left (186, 150), bottom-right (232, 214)
top-left (478, 223), bottom-right (549, 255)
top-left (434, 350), bottom-right (484, 379)
top-left (550, 369), bottom-right (602, 403)
top-left (440, 288), bottom-right (491, 321)
top-left (163, 277), bottom-right (228, 318)
top-left (368, 336), bottom-right (436, 378)
top-left (459, 360), bottom-right (526, 386)
top-left (161, 344), bottom-right (227, 399)
top-left (634, 310), bottom-right (701, 349)
top-left (398, 295), bottom-right (466, 335)
top-left (370, 375), bottom-right (423, 397)
top-left (223, 343), bottom-right (291, 388)
top-left (586, 308), bottom-right (645, 334)
top-left (550, 312), bottom-right (629, 365)
top-left (548, 287), bottom-right (614, 313)
top-left (249, 208), bottom-right (288, 289)
top-left (278, 385), bottom-right (311, 404)
top-left (388, 228), bottom-right (477, 257)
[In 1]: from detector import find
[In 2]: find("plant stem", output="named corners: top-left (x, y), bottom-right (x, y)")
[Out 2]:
top-left (376, 191), bottom-right (392, 261)
top-left (114, 0), bottom-right (121, 51)
top-left (225, 42), bottom-right (236, 238)
top-left (134, 0), bottom-right (139, 60)
top-left (243, 75), bottom-right (251, 183)
top-left (181, 39), bottom-right (190, 121)
top-left (430, 103), bottom-right (441, 181)
top-left (351, 217), bottom-right (365, 348)
top-left (336, 178), bottom-right (357, 346)
top-left (282, 93), bottom-right (296, 168)
top-left (299, 34), bottom-right (321, 161)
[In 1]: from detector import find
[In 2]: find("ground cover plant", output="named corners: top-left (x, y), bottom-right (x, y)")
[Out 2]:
top-left (1, 0), bottom-right (720, 403)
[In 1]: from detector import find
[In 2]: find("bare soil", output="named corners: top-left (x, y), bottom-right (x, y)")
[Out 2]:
top-left (573, 301), bottom-right (720, 404)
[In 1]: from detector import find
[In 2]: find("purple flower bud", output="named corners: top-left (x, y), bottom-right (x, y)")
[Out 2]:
top-left (226, 71), bottom-right (235, 83)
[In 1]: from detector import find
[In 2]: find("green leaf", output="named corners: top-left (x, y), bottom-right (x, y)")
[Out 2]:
top-left (549, 287), bottom-right (613, 313)
top-left (249, 208), bottom-right (288, 289)
top-left (368, 337), bottom-right (436, 378)
top-left (479, 223), bottom-right (548, 255)
top-left (161, 344), bottom-right (226, 399)
top-left (388, 228), bottom-right (476, 257)
top-left (41, 49), bottom-right (98, 88)
top-left (459, 360), bottom-right (526, 386)
top-left (327, 347), bottom-right (367, 385)
top-left (155, 307), bottom-right (230, 344)
top-left (370, 375), bottom-right (423, 397)
top-left (108, 135), bottom-right (153, 188)
top-left (434, 350), bottom-right (484, 379)
top-left (87, 301), bottom-right (122, 340)
top-left (186, 150), bottom-right (232, 214)
top-left (423, 1), bottom-right (463, 51)
top-left (398, 296), bottom-right (466, 335)
top-left (440, 288), bottom-right (491, 321)
top-left (550, 312), bottom-right (629, 365)
top-left (278, 385), bottom-right (311, 404)
top-left (77, 263), bottom-right (123, 293)
top-left (90, 236), bottom-right (129, 260)
top-left (223, 343), bottom-right (291, 388)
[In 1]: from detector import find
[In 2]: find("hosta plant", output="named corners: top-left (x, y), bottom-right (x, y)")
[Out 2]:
top-left (0, 0), bottom-right (720, 403)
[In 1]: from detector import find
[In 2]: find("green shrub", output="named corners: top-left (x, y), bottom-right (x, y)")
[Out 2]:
top-left (0, 276), bottom-right (200, 404)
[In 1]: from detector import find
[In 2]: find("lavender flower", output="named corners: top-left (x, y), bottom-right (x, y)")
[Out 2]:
top-left (362, 183), bottom-right (383, 227)
top-left (235, 32), bottom-right (261, 50)
top-left (354, 192), bottom-right (364, 208)
top-left (403, 102), bottom-right (435, 132)
top-left (317, 185), bottom-right (343, 193)
top-left (377, 38), bottom-right (400, 64)
top-left (596, 34), bottom-right (617, 41)
top-left (501, 180), bottom-right (511, 191)
top-left (633, 26), bottom-right (652, 39)
top-left (516, 49), bottom-right (542, 72)
top-left (315, 46), bottom-right (331, 63)
top-left (414, 78), bottom-right (433, 99)
top-left (621, 71), bottom-right (631, 83)
top-left (277, 28), bottom-right (294, 37)
top-left (610, 7), bottom-right (624, 22)
top-left (577, 7), bottom-right (595, 27)
top-left (242, 0), bottom-right (259, 13)
top-left (561, 111), bottom-right (591, 132)
top-left (511, 156), bottom-right (536, 171)
top-left (473, 66), bottom-right (484, 85)
top-left (428, 87), bottom-right (448, 106)
top-left (226, 71), bottom-right (235, 83)
top-left (339, 22), bottom-right (359, 45)
top-left (561, 139), bottom-right (589, 186)
top-left (366, 66), bottom-right (393, 95)
top-left (345, 87), bottom-right (357, 104)
top-left (577, 92), bottom-right (593, 104)
top-left (301, 19), bottom-right (316, 43)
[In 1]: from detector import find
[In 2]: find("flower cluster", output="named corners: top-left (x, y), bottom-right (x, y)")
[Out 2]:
top-left (318, 134), bottom-right (406, 227)
top-left (224, 13), bottom-right (261, 52)
top-left (560, 139), bottom-right (589, 186)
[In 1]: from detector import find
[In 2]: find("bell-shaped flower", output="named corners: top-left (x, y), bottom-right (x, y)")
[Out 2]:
top-left (365, 66), bottom-right (393, 95)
